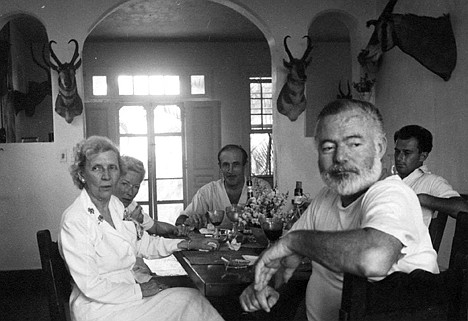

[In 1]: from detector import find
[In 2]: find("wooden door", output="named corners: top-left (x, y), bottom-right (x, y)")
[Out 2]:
top-left (184, 100), bottom-right (221, 203)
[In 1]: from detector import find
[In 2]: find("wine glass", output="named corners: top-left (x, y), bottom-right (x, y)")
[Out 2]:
top-left (225, 204), bottom-right (244, 235)
top-left (261, 217), bottom-right (283, 247)
top-left (206, 210), bottom-right (225, 236)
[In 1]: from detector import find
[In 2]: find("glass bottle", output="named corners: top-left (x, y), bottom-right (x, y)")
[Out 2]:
top-left (286, 181), bottom-right (303, 230)
top-left (246, 178), bottom-right (255, 205)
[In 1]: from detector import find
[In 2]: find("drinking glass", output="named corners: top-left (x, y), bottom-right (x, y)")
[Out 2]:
top-left (225, 204), bottom-right (244, 235)
top-left (206, 210), bottom-right (225, 236)
top-left (261, 217), bottom-right (283, 247)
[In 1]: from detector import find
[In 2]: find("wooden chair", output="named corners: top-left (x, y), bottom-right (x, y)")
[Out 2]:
top-left (36, 229), bottom-right (72, 321)
top-left (339, 211), bottom-right (468, 321)
top-left (429, 210), bottom-right (449, 253)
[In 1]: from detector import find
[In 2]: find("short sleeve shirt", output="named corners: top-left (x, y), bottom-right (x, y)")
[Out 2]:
top-left (290, 175), bottom-right (438, 321)
top-left (403, 165), bottom-right (460, 226)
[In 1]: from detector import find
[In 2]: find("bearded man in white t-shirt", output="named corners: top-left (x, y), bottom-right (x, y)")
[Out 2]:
top-left (240, 99), bottom-right (438, 321)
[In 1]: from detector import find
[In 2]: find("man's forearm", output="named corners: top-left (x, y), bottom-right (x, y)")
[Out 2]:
top-left (418, 195), bottom-right (468, 217)
top-left (286, 228), bottom-right (402, 277)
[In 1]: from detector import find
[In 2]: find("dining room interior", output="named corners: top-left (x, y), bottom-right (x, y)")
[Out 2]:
top-left (1, 0), bottom-right (468, 320)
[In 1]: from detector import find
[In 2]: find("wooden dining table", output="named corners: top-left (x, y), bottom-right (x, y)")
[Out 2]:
top-left (173, 229), bottom-right (312, 298)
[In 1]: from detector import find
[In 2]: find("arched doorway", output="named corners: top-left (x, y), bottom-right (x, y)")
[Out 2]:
top-left (82, 0), bottom-right (272, 222)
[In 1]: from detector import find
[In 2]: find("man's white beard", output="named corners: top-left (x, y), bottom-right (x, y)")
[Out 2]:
top-left (321, 155), bottom-right (382, 196)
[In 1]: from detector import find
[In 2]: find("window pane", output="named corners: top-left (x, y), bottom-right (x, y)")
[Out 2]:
top-left (165, 76), bottom-right (180, 95)
top-left (155, 136), bottom-right (183, 178)
top-left (191, 75), bottom-right (205, 95)
top-left (154, 105), bottom-right (181, 133)
top-left (149, 76), bottom-right (164, 95)
top-left (250, 83), bottom-right (261, 94)
top-left (119, 106), bottom-right (147, 134)
top-left (263, 115), bottom-right (273, 126)
top-left (263, 99), bottom-right (272, 110)
top-left (92, 76), bottom-right (107, 96)
top-left (134, 179), bottom-right (149, 203)
top-left (251, 115), bottom-right (262, 126)
top-left (262, 83), bottom-right (272, 98)
top-left (134, 75), bottom-right (149, 95)
top-left (250, 99), bottom-right (261, 111)
top-left (157, 203), bottom-right (184, 224)
top-left (156, 178), bottom-right (183, 201)
top-left (118, 75), bottom-right (133, 95)
top-left (250, 133), bottom-right (274, 176)
top-left (119, 136), bottom-right (148, 170)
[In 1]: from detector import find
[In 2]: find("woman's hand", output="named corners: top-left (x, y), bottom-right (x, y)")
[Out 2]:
top-left (192, 237), bottom-right (219, 251)
top-left (129, 205), bottom-right (144, 224)
top-left (140, 278), bottom-right (169, 297)
top-left (176, 225), bottom-right (193, 237)
top-left (179, 236), bottom-right (219, 251)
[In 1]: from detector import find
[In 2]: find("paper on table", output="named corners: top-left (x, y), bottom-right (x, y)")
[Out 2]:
top-left (242, 255), bottom-right (258, 266)
top-left (144, 255), bottom-right (187, 276)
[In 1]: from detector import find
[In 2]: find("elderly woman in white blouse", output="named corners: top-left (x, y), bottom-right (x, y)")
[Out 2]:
top-left (58, 136), bottom-right (222, 321)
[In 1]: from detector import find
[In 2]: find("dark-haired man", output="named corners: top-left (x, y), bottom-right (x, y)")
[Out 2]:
top-left (240, 100), bottom-right (437, 321)
top-left (394, 125), bottom-right (468, 226)
top-left (175, 144), bottom-right (271, 229)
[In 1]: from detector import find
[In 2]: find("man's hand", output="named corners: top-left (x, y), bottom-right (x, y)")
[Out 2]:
top-left (185, 213), bottom-right (208, 229)
top-left (139, 278), bottom-right (169, 297)
top-left (254, 235), bottom-right (296, 292)
top-left (274, 253), bottom-right (304, 288)
top-left (239, 283), bottom-right (280, 313)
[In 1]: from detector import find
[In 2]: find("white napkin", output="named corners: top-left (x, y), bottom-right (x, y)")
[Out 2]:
top-left (227, 238), bottom-right (241, 251)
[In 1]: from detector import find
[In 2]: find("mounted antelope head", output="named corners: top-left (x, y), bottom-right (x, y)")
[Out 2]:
top-left (277, 35), bottom-right (313, 121)
top-left (336, 81), bottom-right (352, 99)
top-left (358, 0), bottom-right (456, 81)
top-left (47, 39), bottom-right (83, 123)
top-left (13, 43), bottom-right (52, 117)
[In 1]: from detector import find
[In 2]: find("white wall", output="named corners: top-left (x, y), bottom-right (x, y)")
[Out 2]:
top-left (1, 0), bottom-right (465, 271)
top-left (375, 0), bottom-right (468, 269)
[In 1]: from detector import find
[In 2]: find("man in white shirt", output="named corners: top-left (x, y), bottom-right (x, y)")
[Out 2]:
top-left (240, 99), bottom-right (438, 321)
top-left (393, 125), bottom-right (468, 226)
top-left (175, 144), bottom-right (271, 229)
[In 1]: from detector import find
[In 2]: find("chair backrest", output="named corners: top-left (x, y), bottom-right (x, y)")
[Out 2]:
top-left (36, 229), bottom-right (72, 321)
top-left (429, 210), bottom-right (449, 252)
top-left (339, 211), bottom-right (468, 321)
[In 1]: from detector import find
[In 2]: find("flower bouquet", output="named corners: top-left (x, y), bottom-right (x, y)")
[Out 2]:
top-left (240, 185), bottom-right (290, 228)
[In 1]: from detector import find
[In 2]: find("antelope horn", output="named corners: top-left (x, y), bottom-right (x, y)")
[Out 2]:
top-left (338, 81), bottom-right (344, 97)
top-left (68, 39), bottom-right (80, 65)
top-left (283, 36), bottom-right (294, 61)
top-left (48, 40), bottom-right (62, 69)
top-left (382, 0), bottom-right (398, 16)
top-left (30, 43), bottom-right (49, 74)
top-left (301, 35), bottom-right (313, 61)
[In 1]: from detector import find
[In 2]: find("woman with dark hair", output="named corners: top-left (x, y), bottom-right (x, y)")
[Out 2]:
top-left (59, 136), bottom-right (222, 321)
